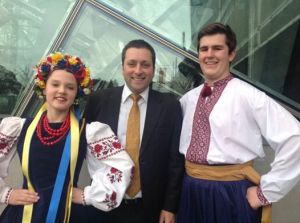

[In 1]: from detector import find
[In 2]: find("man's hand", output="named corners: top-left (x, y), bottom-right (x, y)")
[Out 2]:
top-left (8, 189), bottom-right (39, 205)
top-left (159, 210), bottom-right (175, 223)
top-left (246, 186), bottom-right (262, 209)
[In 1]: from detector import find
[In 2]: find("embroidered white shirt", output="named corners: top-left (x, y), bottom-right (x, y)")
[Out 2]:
top-left (179, 78), bottom-right (300, 203)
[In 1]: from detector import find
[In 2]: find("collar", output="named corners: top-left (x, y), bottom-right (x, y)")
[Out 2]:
top-left (211, 74), bottom-right (233, 87)
top-left (121, 84), bottom-right (149, 104)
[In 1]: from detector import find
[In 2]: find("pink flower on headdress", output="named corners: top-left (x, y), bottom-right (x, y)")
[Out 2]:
top-left (36, 72), bottom-right (45, 81)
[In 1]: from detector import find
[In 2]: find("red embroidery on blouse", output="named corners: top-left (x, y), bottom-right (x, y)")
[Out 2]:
top-left (107, 167), bottom-right (123, 183)
top-left (0, 132), bottom-right (17, 156)
top-left (186, 76), bottom-right (233, 163)
top-left (112, 142), bottom-right (121, 149)
top-left (88, 135), bottom-right (124, 160)
top-left (104, 191), bottom-right (118, 209)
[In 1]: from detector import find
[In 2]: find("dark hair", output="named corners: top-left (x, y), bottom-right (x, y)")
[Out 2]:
top-left (197, 23), bottom-right (237, 54)
top-left (121, 39), bottom-right (156, 68)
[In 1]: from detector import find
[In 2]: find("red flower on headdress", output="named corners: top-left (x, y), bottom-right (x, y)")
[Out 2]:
top-left (76, 57), bottom-right (82, 63)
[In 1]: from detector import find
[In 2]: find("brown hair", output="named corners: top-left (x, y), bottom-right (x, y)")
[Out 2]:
top-left (121, 39), bottom-right (156, 68)
top-left (197, 23), bottom-right (237, 54)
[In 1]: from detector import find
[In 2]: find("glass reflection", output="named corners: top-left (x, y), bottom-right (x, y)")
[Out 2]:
top-left (59, 3), bottom-right (202, 98)
top-left (0, 0), bottom-right (76, 115)
top-left (96, 0), bottom-right (300, 108)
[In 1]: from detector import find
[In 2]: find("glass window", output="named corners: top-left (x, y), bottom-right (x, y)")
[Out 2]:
top-left (95, 0), bottom-right (300, 110)
top-left (230, 0), bottom-right (300, 109)
top-left (0, 0), bottom-right (76, 116)
top-left (97, 0), bottom-right (196, 50)
top-left (58, 2), bottom-right (202, 98)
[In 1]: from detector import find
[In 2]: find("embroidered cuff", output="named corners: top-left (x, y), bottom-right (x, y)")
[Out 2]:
top-left (5, 188), bottom-right (13, 205)
top-left (0, 187), bottom-right (13, 204)
top-left (257, 186), bottom-right (270, 206)
top-left (81, 191), bottom-right (87, 206)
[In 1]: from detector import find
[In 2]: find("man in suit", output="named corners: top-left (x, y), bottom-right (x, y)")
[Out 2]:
top-left (85, 39), bottom-right (184, 223)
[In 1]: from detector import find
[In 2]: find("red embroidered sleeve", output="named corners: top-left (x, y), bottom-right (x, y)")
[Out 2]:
top-left (0, 132), bottom-right (18, 156)
top-left (88, 135), bottom-right (124, 160)
top-left (104, 191), bottom-right (118, 209)
top-left (257, 186), bottom-right (270, 206)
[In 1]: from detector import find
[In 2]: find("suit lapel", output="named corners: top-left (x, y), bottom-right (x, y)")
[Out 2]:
top-left (140, 89), bottom-right (162, 156)
top-left (105, 87), bottom-right (123, 133)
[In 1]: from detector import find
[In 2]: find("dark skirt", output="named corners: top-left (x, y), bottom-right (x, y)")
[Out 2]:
top-left (176, 174), bottom-right (262, 223)
top-left (0, 119), bottom-right (88, 223)
top-left (0, 203), bottom-right (88, 223)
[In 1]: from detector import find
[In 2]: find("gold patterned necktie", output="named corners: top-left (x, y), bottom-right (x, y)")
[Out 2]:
top-left (126, 93), bottom-right (141, 197)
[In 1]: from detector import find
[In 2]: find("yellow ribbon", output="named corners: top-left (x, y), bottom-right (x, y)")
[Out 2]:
top-left (22, 103), bottom-right (79, 223)
top-left (65, 108), bottom-right (79, 223)
top-left (22, 103), bottom-right (47, 222)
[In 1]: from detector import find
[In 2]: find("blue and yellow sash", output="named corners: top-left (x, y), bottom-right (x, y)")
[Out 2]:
top-left (22, 103), bottom-right (79, 223)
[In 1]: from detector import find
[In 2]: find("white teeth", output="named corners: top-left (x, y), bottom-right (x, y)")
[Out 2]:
top-left (132, 77), bottom-right (145, 80)
top-left (205, 61), bottom-right (217, 65)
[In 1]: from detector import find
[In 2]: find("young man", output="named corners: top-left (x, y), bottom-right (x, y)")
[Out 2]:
top-left (177, 23), bottom-right (300, 223)
top-left (85, 39), bottom-right (184, 223)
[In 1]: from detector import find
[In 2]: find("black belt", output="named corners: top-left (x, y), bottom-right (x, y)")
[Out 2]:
top-left (122, 198), bottom-right (142, 205)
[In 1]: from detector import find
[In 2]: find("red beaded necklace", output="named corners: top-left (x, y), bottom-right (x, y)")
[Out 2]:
top-left (36, 112), bottom-right (70, 146)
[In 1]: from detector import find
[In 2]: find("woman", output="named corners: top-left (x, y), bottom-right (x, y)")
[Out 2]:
top-left (0, 52), bottom-right (133, 222)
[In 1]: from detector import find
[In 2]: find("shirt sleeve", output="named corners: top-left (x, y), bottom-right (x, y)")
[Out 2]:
top-left (84, 122), bottom-right (134, 211)
top-left (249, 88), bottom-right (300, 204)
top-left (0, 117), bottom-right (25, 203)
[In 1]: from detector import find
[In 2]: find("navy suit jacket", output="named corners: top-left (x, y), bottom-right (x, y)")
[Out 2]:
top-left (84, 86), bottom-right (184, 220)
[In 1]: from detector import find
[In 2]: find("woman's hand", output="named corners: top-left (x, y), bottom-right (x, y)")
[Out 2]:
top-left (8, 189), bottom-right (39, 205)
top-left (72, 187), bottom-right (84, 205)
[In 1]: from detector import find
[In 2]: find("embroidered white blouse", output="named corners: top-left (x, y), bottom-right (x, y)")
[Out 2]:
top-left (179, 78), bottom-right (300, 204)
top-left (0, 117), bottom-right (133, 211)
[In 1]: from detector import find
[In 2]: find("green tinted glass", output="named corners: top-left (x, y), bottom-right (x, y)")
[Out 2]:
top-left (58, 3), bottom-right (201, 97)
top-left (96, 0), bottom-right (300, 110)
top-left (0, 0), bottom-right (76, 116)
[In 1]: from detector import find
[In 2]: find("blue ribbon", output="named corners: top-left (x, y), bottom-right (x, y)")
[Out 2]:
top-left (45, 131), bottom-right (71, 223)
top-left (45, 107), bottom-right (80, 223)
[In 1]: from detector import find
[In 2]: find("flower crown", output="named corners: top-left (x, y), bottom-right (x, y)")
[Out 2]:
top-left (34, 52), bottom-right (93, 98)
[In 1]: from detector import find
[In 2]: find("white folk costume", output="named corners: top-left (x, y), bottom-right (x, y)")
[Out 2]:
top-left (0, 116), bottom-right (133, 223)
top-left (177, 76), bottom-right (300, 223)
